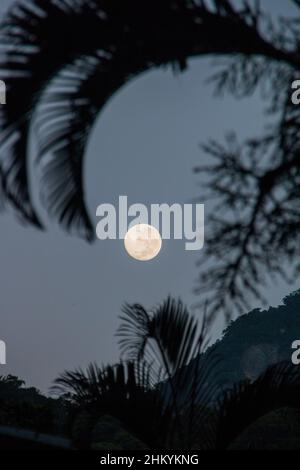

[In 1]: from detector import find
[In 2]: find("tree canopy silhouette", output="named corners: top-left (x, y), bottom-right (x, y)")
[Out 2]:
top-left (54, 297), bottom-right (219, 449)
top-left (1, 0), bottom-right (300, 317)
top-left (53, 297), bottom-right (300, 450)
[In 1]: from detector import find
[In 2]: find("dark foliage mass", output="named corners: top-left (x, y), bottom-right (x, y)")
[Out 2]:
top-left (54, 298), bottom-right (217, 449)
top-left (215, 361), bottom-right (300, 449)
top-left (53, 297), bottom-right (300, 450)
top-left (0, 375), bottom-right (68, 434)
top-left (1, 297), bottom-right (300, 450)
top-left (197, 289), bottom-right (300, 389)
top-left (1, 1), bottom-right (300, 319)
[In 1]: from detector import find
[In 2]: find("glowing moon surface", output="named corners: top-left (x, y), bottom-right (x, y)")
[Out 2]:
top-left (124, 224), bottom-right (162, 261)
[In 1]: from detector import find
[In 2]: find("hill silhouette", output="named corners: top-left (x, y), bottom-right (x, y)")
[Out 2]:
top-left (202, 290), bottom-right (300, 397)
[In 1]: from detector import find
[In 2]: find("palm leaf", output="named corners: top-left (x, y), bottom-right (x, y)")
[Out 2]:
top-left (0, 0), bottom-right (111, 234)
top-left (118, 297), bottom-right (206, 369)
top-left (53, 360), bottom-right (172, 448)
top-left (35, 52), bottom-right (147, 239)
top-left (118, 297), bottom-right (220, 449)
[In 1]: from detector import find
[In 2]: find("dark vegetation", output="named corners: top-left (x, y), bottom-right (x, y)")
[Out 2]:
top-left (0, 0), bottom-right (300, 450)
top-left (1, 294), bottom-right (300, 450)
top-left (0, 375), bottom-right (69, 435)
top-left (198, 290), bottom-right (300, 389)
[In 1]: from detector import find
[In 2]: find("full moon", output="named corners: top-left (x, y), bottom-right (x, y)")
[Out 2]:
top-left (124, 224), bottom-right (162, 261)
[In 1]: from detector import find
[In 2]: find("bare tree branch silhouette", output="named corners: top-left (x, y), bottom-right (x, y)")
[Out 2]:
top-left (194, 6), bottom-right (300, 319)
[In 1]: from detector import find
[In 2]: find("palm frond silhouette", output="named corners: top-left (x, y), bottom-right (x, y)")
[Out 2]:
top-left (118, 297), bottom-right (218, 449)
top-left (54, 298), bottom-right (219, 449)
top-left (53, 361), bottom-right (170, 448)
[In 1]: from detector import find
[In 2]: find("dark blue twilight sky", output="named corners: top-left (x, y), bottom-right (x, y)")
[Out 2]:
top-left (0, 0), bottom-right (298, 392)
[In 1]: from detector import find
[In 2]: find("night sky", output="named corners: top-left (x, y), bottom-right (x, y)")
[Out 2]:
top-left (0, 0), bottom-right (298, 392)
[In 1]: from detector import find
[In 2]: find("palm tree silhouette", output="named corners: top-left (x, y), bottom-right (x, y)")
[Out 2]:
top-left (54, 297), bottom-right (300, 450)
top-left (54, 297), bottom-right (217, 449)
top-left (53, 362), bottom-right (170, 449)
